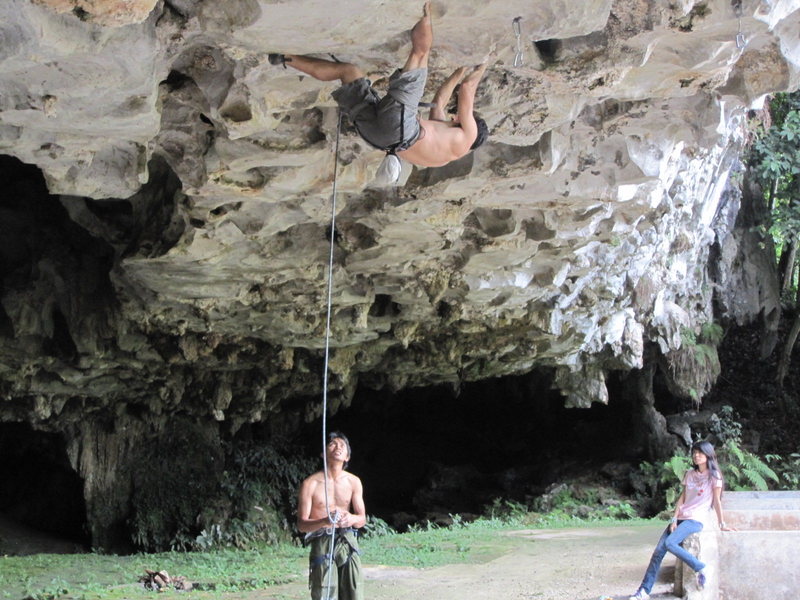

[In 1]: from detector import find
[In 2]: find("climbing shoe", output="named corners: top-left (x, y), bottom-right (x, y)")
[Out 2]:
top-left (697, 570), bottom-right (707, 589)
top-left (628, 591), bottom-right (649, 600)
top-left (268, 53), bottom-right (291, 68)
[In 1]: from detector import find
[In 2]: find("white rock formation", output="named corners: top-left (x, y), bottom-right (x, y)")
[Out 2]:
top-left (0, 0), bottom-right (795, 420)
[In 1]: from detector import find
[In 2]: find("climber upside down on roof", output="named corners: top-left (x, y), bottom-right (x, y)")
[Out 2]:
top-left (270, 2), bottom-right (489, 170)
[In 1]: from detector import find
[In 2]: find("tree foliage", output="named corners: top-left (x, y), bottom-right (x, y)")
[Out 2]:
top-left (749, 91), bottom-right (800, 390)
top-left (750, 91), bottom-right (800, 249)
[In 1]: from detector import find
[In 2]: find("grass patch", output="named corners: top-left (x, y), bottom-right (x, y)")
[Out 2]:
top-left (363, 512), bottom-right (652, 569)
top-left (362, 518), bottom-right (516, 568)
top-left (0, 545), bottom-right (306, 600)
top-left (1, 516), bottom-right (652, 600)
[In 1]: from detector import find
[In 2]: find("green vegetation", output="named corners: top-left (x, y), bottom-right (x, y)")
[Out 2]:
top-left (194, 440), bottom-right (317, 550)
top-left (711, 406), bottom-right (780, 491)
top-left (721, 440), bottom-right (780, 491)
top-left (748, 90), bottom-right (800, 390)
top-left (666, 322), bottom-right (724, 402)
top-left (769, 452), bottom-right (800, 489)
top-left (128, 435), bottom-right (315, 552)
top-left (527, 485), bottom-right (637, 525)
top-left (0, 545), bottom-right (306, 600)
top-left (363, 517), bottom-right (511, 568)
top-left (2, 505), bottom-right (647, 600)
top-left (750, 92), bottom-right (800, 252)
top-left (632, 453), bottom-right (692, 516)
top-left (129, 423), bottom-right (223, 552)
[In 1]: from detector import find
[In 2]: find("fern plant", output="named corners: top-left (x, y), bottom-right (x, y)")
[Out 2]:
top-left (668, 323), bottom-right (723, 402)
top-left (662, 454), bottom-right (692, 507)
top-left (700, 322), bottom-right (724, 345)
top-left (769, 453), bottom-right (800, 489)
top-left (634, 454), bottom-right (692, 514)
top-left (720, 439), bottom-right (780, 491)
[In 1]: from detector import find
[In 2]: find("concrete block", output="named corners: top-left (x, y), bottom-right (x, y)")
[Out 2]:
top-left (674, 529), bottom-right (719, 600)
top-left (718, 531), bottom-right (800, 600)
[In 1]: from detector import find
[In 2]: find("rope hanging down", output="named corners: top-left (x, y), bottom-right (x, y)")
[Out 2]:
top-left (319, 108), bottom-right (343, 600)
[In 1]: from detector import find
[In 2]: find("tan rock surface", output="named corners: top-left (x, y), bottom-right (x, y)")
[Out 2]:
top-left (0, 0), bottom-right (796, 421)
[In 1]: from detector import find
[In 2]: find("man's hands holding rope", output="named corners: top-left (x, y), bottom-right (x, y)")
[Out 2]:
top-left (329, 509), bottom-right (358, 528)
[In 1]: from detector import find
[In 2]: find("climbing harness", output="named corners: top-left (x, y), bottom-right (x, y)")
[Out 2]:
top-left (512, 17), bottom-right (524, 67)
top-left (732, 0), bottom-right (746, 49)
top-left (317, 108), bottom-right (343, 600)
top-left (307, 527), bottom-right (362, 570)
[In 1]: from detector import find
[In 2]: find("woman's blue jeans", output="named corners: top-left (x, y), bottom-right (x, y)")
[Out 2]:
top-left (638, 519), bottom-right (705, 594)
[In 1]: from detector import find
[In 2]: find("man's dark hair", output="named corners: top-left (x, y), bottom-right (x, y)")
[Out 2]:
top-left (327, 431), bottom-right (351, 467)
top-left (470, 113), bottom-right (489, 150)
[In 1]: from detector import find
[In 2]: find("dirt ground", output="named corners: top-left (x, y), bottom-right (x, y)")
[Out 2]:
top-left (263, 522), bottom-right (680, 600)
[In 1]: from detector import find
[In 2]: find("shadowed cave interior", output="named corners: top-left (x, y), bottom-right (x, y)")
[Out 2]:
top-left (0, 366), bottom-right (693, 547)
top-left (0, 423), bottom-right (89, 545)
top-left (296, 369), bottom-right (686, 528)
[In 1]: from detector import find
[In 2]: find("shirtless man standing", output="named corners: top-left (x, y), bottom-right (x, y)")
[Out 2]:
top-left (270, 2), bottom-right (488, 170)
top-left (297, 432), bottom-right (366, 600)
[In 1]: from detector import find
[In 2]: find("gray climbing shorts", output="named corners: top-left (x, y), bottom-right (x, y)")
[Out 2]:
top-left (331, 68), bottom-right (427, 151)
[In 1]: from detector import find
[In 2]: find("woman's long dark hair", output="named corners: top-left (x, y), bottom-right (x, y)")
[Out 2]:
top-left (691, 441), bottom-right (723, 485)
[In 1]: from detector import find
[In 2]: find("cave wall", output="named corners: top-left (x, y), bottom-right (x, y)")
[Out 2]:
top-left (0, 0), bottom-right (794, 549)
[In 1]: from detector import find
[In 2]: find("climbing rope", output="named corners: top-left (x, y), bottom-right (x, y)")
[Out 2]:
top-left (512, 17), bottom-right (524, 67)
top-left (319, 108), bottom-right (343, 600)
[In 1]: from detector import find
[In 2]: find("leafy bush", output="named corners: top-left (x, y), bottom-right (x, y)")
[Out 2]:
top-left (708, 405), bottom-right (743, 443)
top-left (709, 405), bottom-right (780, 490)
top-left (700, 322), bottom-right (724, 345)
top-left (769, 452), bottom-right (800, 489)
top-left (661, 454), bottom-right (692, 507)
top-left (196, 439), bottom-right (317, 550)
top-left (129, 422), bottom-right (224, 552)
top-left (128, 430), bottom-right (316, 552)
top-left (528, 484), bottom-right (637, 524)
top-left (361, 515), bottom-right (396, 538)
top-left (483, 498), bottom-right (528, 523)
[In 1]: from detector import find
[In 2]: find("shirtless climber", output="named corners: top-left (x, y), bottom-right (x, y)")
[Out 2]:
top-left (297, 432), bottom-right (366, 600)
top-left (270, 2), bottom-right (488, 171)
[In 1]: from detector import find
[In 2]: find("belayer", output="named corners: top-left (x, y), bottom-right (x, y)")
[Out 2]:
top-left (297, 432), bottom-right (366, 600)
top-left (270, 2), bottom-right (489, 183)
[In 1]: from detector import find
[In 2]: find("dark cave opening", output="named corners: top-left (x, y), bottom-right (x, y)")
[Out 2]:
top-left (652, 368), bottom-right (697, 415)
top-left (0, 423), bottom-right (89, 547)
top-left (44, 307), bottom-right (79, 362)
top-left (299, 370), bottom-right (640, 527)
top-left (534, 39), bottom-right (561, 64)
